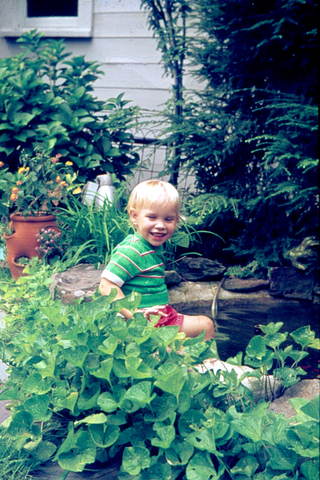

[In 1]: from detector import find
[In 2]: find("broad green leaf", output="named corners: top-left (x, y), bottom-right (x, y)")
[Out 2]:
top-left (183, 342), bottom-right (209, 358)
top-left (77, 385), bottom-right (101, 411)
top-left (62, 346), bottom-right (89, 368)
top-left (300, 394), bottom-right (320, 421)
top-left (98, 335), bottom-right (118, 355)
top-left (231, 456), bottom-right (259, 477)
top-left (89, 423), bottom-right (120, 448)
top-left (21, 373), bottom-right (51, 394)
top-left (259, 322), bottom-right (283, 335)
top-left (113, 359), bottom-right (130, 378)
top-left (153, 326), bottom-right (180, 346)
top-left (122, 381), bottom-right (154, 407)
top-left (122, 446), bottom-right (150, 475)
top-left (154, 363), bottom-right (185, 398)
top-left (24, 440), bottom-right (56, 461)
top-left (261, 416), bottom-right (289, 446)
top-left (146, 463), bottom-right (172, 479)
top-left (186, 452), bottom-right (219, 480)
top-left (91, 358), bottom-right (113, 383)
top-left (166, 439), bottom-right (194, 465)
top-left (24, 394), bottom-right (51, 421)
top-left (178, 410), bottom-right (206, 437)
top-left (268, 445), bottom-right (298, 471)
top-left (125, 355), bottom-right (153, 379)
top-left (151, 423), bottom-right (175, 449)
top-left (186, 428), bottom-right (217, 454)
top-left (246, 336), bottom-right (267, 359)
top-left (53, 392), bottom-right (78, 414)
top-left (231, 416), bottom-right (263, 442)
top-left (144, 394), bottom-right (177, 422)
top-left (97, 391), bottom-right (118, 413)
top-left (300, 459), bottom-right (320, 480)
top-left (7, 411), bottom-right (34, 437)
top-left (290, 326), bottom-right (315, 348)
top-left (0, 386), bottom-right (19, 400)
top-left (58, 430), bottom-right (96, 472)
top-left (74, 413), bottom-right (108, 426)
top-left (264, 332), bottom-right (288, 349)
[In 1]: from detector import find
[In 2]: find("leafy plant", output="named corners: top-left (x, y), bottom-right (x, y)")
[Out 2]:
top-left (0, 266), bottom-right (318, 479)
top-left (0, 30), bottom-right (140, 183)
top-left (0, 148), bottom-right (77, 217)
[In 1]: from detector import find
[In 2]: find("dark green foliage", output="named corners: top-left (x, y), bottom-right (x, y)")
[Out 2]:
top-left (0, 30), bottom-right (140, 182)
top-left (181, 0), bottom-right (318, 268)
top-left (0, 265), bottom-right (318, 478)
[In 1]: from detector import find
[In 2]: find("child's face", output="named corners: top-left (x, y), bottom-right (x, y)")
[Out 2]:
top-left (130, 202), bottom-right (178, 247)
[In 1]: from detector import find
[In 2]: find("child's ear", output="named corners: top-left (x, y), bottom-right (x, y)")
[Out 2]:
top-left (129, 208), bottom-right (138, 225)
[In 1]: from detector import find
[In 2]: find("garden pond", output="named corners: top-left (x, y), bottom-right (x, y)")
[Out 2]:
top-left (180, 301), bottom-right (320, 378)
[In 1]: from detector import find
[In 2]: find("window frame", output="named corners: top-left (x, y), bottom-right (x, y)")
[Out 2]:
top-left (0, 0), bottom-right (93, 37)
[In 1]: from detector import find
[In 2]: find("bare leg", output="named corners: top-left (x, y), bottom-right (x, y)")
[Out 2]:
top-left (180, 314), bottom-right (215, 341)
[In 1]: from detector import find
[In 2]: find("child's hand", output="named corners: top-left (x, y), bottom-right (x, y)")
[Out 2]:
top-left (137, 306), bottom-right (168, 321)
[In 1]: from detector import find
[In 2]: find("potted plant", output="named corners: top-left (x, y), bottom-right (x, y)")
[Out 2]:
top-left (0, 148), bottom-right (78, 279)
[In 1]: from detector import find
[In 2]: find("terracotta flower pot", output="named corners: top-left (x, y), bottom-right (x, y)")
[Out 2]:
top-left (3, 213), bottom-right (59, 280)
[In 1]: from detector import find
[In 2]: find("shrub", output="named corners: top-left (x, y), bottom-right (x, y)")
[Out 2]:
top-left (0, 264), bottom-right (318, 479)
top-left (0, 30), bottom-right (140, 183)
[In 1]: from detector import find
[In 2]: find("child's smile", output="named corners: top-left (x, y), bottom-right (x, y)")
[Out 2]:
top-left (130, 203), bottom-right (178, 247)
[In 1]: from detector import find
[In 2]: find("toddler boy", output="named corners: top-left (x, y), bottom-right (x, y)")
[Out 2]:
top-left (99, 179), bottom-right (214, 341)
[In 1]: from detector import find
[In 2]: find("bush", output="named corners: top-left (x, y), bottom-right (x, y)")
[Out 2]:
top-left (0, 264), bottom-right (318, 478)
top-left (0, 30), bottom-right (140, 183)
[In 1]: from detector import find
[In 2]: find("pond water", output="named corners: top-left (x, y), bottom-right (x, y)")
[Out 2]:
top-left (180, 301), bottom-right (320, 378)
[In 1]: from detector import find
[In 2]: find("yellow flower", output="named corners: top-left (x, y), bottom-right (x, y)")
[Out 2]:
top-left (10, 193), bottom-right (18, 201)
top-left (11, 186), bottom-right (19, 193)
top-left (66, 161), bottom-right (73, 166)
top-left (73, 187), bottom-right (82, 194)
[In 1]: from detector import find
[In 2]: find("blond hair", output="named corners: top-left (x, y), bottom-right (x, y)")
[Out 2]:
top-left (127, 179), bottom-right (180, 217)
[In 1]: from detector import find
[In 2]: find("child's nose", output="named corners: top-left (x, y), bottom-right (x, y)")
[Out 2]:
top-left (155, 218), bottom-right (165, 228)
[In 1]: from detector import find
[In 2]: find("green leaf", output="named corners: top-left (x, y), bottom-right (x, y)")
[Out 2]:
top-left (231, 416), bottom-right (263, 442)
top-left (147, 463), bottom-right (172, 479)
top-left (21, 373), bottom-right (51, 394)
top-left (62, 346), bottom-right (89, 368)
top-left (122, 381), bottom-right (154, 407)
top-left (125, 355), bottom-right (153, 379)
top-left (97, 391), bottom-right (118, 413)
top-left (186, 452), bottom-right (219, 480)
top-left (151, 423), bottom-right (175, 449)
top-left (91, 358), bottom-right (113, 383)
top-left (7, 411), bottom-right (34, 437)
top-left (88, 423), bottom-right (120, 448)
top-left (178, 410), bottom-right (206, 437)
top-left (259, 322), bottom-right (283, 335)
top-left (154, 363), bottom-right (185, 398)
top-left (300, 459), bottom-right (320, 480)
top-left (122, 446), bottom-right (150, 475)
top-left (153, 325), bottom-right (180, 346)
top-left (290, 326), bottom-right (315, 348)
top-left (24, 440), bottom-right (57, 461)
top-left (300, 394), bottom-right (320, 421)
top-left (24, 394), bottom-right (51, 421)
top-left (268, 445), bottom-right (298, 471)
top-left (166, 439), bottom-right (194, 465)
top-left (186, 428), bottom-right (217, 454)
top-left (245, 336), bottom-right (267, 359)
top-left (74, 413), bottom-right (108, 426)
top-left (58, 430), bottom-right (96, 473)
top-left (231, 456), bottom-right (259, 477)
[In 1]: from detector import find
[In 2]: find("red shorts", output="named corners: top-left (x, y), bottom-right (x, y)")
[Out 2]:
top-left (147, 305), bottom-right (184, 328)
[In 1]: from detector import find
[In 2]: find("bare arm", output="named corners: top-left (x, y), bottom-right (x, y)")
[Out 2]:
top-left (99, 277), bottom-right (134, 319)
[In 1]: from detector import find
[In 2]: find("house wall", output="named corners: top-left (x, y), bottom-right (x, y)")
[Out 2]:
top-left (0, 0), bottom-right (197, 189)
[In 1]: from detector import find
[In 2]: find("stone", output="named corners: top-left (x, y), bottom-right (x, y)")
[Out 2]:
top-left (223, 276), bottom-right (269, 292)
top-left (165, 270), bottom-right (182, 286)
top-left (268, 379), bottom-right (320, 418)
top-left (50, 263), bottom-right (104, 304)
top-left (269, 267), bottom-right (314, 301)
top-left (178, 256), bottom-right (226, 281)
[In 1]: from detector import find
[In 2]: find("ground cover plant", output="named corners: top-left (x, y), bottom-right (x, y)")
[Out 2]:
top-left (0, 264), bottom-right (318, 479)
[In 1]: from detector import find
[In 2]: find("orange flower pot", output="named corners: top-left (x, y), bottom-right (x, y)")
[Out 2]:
top-left (3, 213), bottom-right (59, 280)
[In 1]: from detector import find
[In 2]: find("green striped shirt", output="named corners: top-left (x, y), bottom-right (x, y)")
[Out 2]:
top-left (101, 233), bottom-right (169, 308)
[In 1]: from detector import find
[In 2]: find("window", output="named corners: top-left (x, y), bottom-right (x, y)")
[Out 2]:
top-left (0, 0), bottom-right (93, 37)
